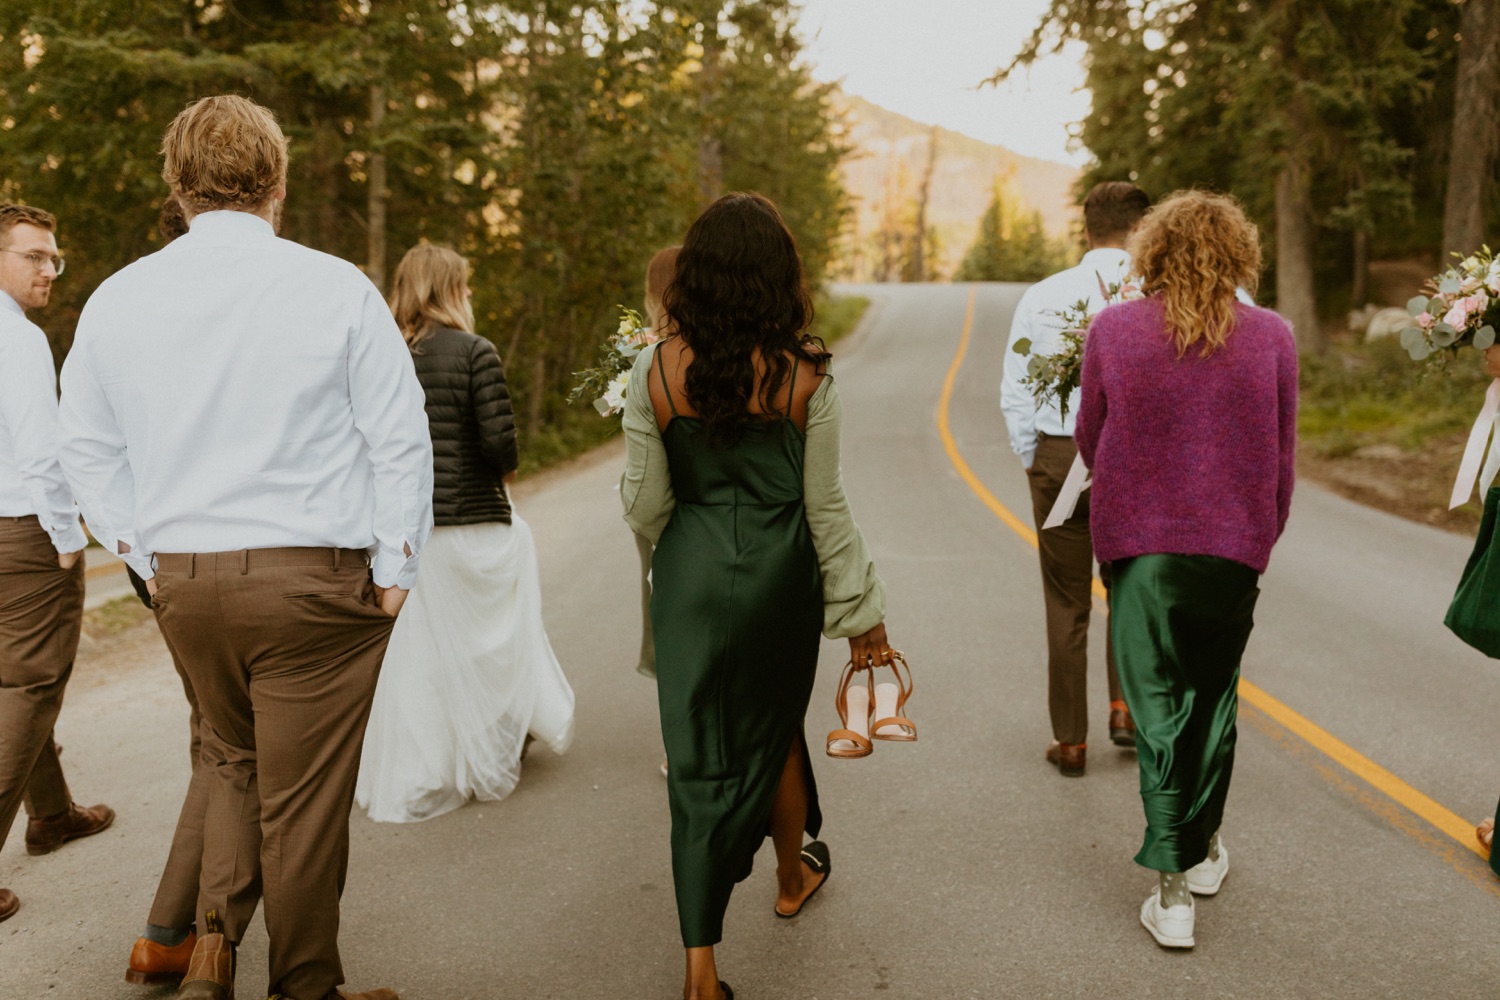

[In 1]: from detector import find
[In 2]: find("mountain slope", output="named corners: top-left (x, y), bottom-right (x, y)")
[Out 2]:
top-left (835, 93), bottom-right (1080, 280)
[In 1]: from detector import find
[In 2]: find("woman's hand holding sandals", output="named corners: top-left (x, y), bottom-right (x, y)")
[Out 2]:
top-left (848, 622), bottom-right (892, 666)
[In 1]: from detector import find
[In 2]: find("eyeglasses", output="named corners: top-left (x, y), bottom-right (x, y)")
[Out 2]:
top-left (0, 249), bottom-right (65, 277)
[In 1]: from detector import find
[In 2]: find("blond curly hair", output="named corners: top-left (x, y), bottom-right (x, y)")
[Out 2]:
top-left (1127, 190), bottom-right (1262, 357)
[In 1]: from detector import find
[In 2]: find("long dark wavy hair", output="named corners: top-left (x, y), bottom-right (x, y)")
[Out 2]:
top-left (663, 192), bottom-right (828, 444)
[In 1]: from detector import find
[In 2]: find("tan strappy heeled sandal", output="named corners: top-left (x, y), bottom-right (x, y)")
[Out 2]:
top-left (826, 651), bottom-right (917, 757)
top-left (871, 651), bottom-right (917, 742)
top-left (826, 658), bottom-right (874, 759)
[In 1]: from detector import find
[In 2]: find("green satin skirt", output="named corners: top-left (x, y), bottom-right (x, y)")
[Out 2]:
top-left (1110, 554), bottom-right (1260, 872)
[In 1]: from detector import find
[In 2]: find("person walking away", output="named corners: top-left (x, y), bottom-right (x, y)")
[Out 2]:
top-left (1074, 190), bottom-right (1296, 949)
top-left (58, 95), bottom-right (433, 1000)
top-left (0, 202), bottom-right (113, 926)
top-left (122, 191), bottom-right (209, 986)
top-left (632, 244), bottom-right (680, 686)
top-left (356, 243), bottom-right (574, 823)
top-left (622, 192), bottom-right (890, 1000)
top-left (1000, 181), bottom-right (1150, 777)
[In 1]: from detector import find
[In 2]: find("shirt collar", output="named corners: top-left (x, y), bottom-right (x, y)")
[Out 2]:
top-left (0, 289), bottom-right (22, 318)
top-left (1079, 247), bottom-right (1131, 270)
top-left (186, 210), bottom-right (277, 243)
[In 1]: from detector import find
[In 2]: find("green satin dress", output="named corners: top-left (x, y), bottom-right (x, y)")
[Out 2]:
top-left (1109, 553), bottom-right (1260, 873)
top-left (650, 349), bottom-right (824, 948)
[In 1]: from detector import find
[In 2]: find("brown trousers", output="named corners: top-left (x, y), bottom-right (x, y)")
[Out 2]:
top-left (152, 547), bottom-right (394, 1000)
top-left (146, 626), bottom-right (210, 933)
top-left (1025, 434), bottom-right (1121, 746)
top-left (0, 516), bottom-right (83, 852)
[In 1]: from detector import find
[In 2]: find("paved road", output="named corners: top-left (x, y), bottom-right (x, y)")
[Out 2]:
top-left (3, 283), bottom-right (1498, 999)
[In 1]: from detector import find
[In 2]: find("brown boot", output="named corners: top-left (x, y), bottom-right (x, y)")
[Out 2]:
top-left (126, 929), bottom-right (197, 985)
top-left (0, 888), bottom-right (18, 923)
top-left (25, 802), bottom-right (116, 855)
top-left (1109, 700), bottom-right (1136, 747)
top-left (177, 932), bottom-right (235, 1000)
top-left (1045, 740), bottom-right (1086, 777)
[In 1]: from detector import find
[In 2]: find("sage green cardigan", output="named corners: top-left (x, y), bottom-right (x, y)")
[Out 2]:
top-left (621, 343), bottom-right (886, 639)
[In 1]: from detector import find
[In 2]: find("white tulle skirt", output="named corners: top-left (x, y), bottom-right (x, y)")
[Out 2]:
top-left (356, 515), bottom-right (575, 823)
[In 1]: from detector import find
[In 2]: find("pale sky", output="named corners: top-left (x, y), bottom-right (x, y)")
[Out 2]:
top-left (797, 0), bottom-right (1091, 166)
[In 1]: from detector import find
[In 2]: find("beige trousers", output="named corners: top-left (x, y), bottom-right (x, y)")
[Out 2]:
top-left (0, 516), bottom-right (83, 852)
top-left (152, 547), bottom-right (394, 1000)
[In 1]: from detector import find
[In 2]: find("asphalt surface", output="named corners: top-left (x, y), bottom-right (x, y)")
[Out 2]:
top-left (2, 282), bottom-right (1498, 999)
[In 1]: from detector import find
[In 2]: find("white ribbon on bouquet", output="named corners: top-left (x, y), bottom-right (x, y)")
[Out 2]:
top-left (1043, 453), bottom-right (1092, 529)
top-left (1450, 378), bottom-right (1500, 509)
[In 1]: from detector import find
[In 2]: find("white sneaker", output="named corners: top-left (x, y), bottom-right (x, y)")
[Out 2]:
top-left (1140, 889), bottom-right (1195, 948)
top-left (1186, 842), bottom-right (1229, 896)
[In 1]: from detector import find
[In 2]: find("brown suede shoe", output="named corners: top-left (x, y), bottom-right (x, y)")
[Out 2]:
top-left (125, 929), bottom-right (197, 985)
top-left (0, 888), bottom-right (18, 923)
top-left (177, 932), bottom-right (235, 1000)
top-left (1045, 740), bottom-right (1086, 777)
top-left (1109, 701), bottom-right (1137, 747)
top-left (25, 802), bottom-right (116, 856)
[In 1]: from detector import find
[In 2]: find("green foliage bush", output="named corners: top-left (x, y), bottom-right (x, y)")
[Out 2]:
top-left (1299, 337), bottom-right (1489, 455)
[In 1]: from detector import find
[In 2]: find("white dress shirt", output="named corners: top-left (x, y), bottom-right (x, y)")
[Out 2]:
top-left (1000, 248), bottom-right (1132, 467)
top-left (0, 291), bottom-right (88, 554)
top-left (58, 211), bottom-right (434, 587)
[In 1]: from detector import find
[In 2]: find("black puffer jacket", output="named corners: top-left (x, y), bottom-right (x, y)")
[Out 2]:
top-left (410, 326), bottom-right (518, 525)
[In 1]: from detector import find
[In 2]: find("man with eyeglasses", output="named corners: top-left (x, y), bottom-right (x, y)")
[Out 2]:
top-left (0, 202), bottom-right (115, 925)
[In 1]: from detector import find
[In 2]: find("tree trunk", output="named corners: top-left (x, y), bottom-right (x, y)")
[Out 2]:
top-left (1444, 0), bottom-right (1500, 255)
top-left (1276, 157), bottom-right (1324, 353)
top-left (908, 126), bottom-right (938, 282)
top-left (697, 4), bottom-right (725, 206)
top-left (367, 83), bottom-right (388, 293)
top-left (1351, 227), bottom-right (1370, 308)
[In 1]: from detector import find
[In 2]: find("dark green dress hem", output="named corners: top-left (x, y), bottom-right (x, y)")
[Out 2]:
top-left (1110, 553), bottom-right (1259, 873)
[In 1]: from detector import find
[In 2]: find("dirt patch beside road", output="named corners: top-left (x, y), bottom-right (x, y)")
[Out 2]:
top-left (1298, 435), bottom-right (1481, 536)
top-left (72, 597), bottom-right (171, 692)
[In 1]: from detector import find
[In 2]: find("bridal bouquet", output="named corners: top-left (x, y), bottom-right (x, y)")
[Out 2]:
top-left (569, 306), bottom-right (660, 417)
top-left (1401, 249), bottom-right (1500, 364)
top-left (1012, 276), bottom-right (1143, 418)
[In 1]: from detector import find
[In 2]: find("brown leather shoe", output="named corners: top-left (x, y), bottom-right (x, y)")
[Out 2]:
top-left (332, 990), bottom-right (400, 1000)
top-left (25, 802), bottom-right (116, 856)
top-left (125, 929), bottom-right (197, 985)
top-left (177, 932), bottom-right (234, 1000)
top-left (0, 888), bottom-right (18, 923)
top-left (1109, 701), bottom-right (1137, 747)
top-left (1045, 740), bottom-right (1086, 777)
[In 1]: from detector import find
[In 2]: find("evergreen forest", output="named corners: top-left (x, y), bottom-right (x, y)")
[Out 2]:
top-left (0, 1), bottom-right (850, 456)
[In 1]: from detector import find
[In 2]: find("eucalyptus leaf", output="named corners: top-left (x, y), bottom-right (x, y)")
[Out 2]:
top-left (1476, 326), bottom-right (1497, 350)
top-left (1013, 337), bottom-right (1033, 356)
top-left (1407, 295), bottom-right (1429, 317)
top-left (1408, 341), bottom-right (1434, 361)
top-left (1432, 324), bottom-right (1459, 348)
top-left (1441, 275), bottom-right (1463, 295)
top-left (1399, 325), bottom-right (1424, 350)
top-left (1026, 356), bottom-right (1045, 378)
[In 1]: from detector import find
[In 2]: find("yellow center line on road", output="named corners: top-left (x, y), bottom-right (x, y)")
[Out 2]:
top-left (938, 285), bottom-right (1484, 861)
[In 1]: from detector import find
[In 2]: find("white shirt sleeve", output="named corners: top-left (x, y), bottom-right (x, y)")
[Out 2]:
top-left (2, 333), bottom-right (87, 555)
top-left (1000, 288), bottom-right (1040, 467)
top-left (347, 285), bottom-right (434, 590)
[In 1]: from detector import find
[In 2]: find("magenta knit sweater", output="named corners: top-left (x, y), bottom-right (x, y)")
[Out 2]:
top-left (1074, 297), bottom-right (1298, 574)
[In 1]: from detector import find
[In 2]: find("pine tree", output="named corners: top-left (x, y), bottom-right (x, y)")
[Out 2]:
top-left (955, 173), bottom-right (1069, 283)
